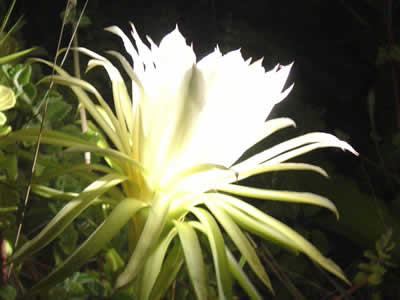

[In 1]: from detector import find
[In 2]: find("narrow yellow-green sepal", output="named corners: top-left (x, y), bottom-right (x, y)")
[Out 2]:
top-left (174, 221), bottom-right (207, 300)
top-left (213, 194), bottom-right (298, 254)
top-left (215, 194), bottom-right (350, 284)
top-left (233, 162), bottom-right (328, 183)
top-left (11, 174), bottom-right (127, 263)
top-left (149, 241), bottom-right (184, 300)
top-left (115, 192), bottom-right (171, 288)
top-left (205, 197), bottom-right (273, 292)
top-left (29, 197), bottom-right (148, 294)
top-left (140, 228), bottom-right (178, 300)
top-left (235, 132), bottom-right (358, 171)
top-left (226, 249), bottom-right (264, 300)
top-left (189, 208), bottom-right (233, 300)
top-left (218, 183), bottom-right (339, 219)
top-left (38, 74), bottom-right (123, 150)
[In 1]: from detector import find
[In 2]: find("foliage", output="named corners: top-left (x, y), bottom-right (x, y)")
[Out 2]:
top-left (0, 285), bottom-right (16, 300)
top-left (354, 228), bottom-right (397, 287)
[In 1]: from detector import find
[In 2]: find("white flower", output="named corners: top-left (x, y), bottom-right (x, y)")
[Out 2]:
top-left (106, 24), bottom-right (296, 190)
top-left (10, 23), bottom-right (358, 299)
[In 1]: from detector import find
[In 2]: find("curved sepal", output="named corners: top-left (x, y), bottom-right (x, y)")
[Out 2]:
top-left (226, 249), bottom-right (264, 300)
top-left (11, 173), bottom-right (127, 263)
top-left (29, 197), bottom-right (148, 294)
top-left (215, 194), bottom-right (350, 284)
top-left (189, 208), bottom-right (233, 300)
top-left (213, 194), bottom-right (298, 254)
top-left (148, 241), bottom-right (184, 300)
top-left (217, 183), bottom-right (339, 218)
top-left (174, 221), bottom-right (207, 300)
top-left (205, 197), bottom-right (273, 292)
top-left (139, 227), bottom-right (178, 300)
top-left (115, 191), bottom-right (172, 288)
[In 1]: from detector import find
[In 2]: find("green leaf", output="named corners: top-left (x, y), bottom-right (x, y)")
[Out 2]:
top-left (4, 128), bottom-right (145, 173)
top-left (79, 16), bottom-right (92, 26)
top-left (11, 173), bottom-right (128, 263)
top-left (0, 85), bottom-right (16, 111)
top-left (368, 272), bottom-right (383, 285)
top-left (0, 125), bottom-right (11, 136)
top-left (4, 128), bottom-right (94, 147)
top-left (58, 224), bottom-right (79, 255)
top-left (105, 248), bottom-right (125, 272)
top-left (15, 64), bottom-right (31, 85)
top-left (0, 111), bottom-right (6, 126)
top-left (364, 250), bottom-right (377, 260)
top-left (190, 208), bottom-right (233, 300)
top-left (0, 206), bottom-right (18, 213)
top-left (60, 9), bottom-right (77, 25)
top-left (29, 197), bottom-right (148, 294)
top-left (31, 184), bottom-right (78, 201)
top-left (0, 6), bottom-right (23, 47)
top-left (34, 162), bottom-right (114, 181)
top-left (0, 284), bottom-right (17, 300)
top-left (0, 47), bottom-right (35, 64)
top-left (46, 98), bottom-right (72, 121)
top-left (22, 82), bottom-right (36, 101)
top-left (5, 152), bottom-right (17, 180)
top-left (0, 184), bottom-right (19, 206)
top-left (174, 221), bottom-right (207, 300)
top-left (0, 0), bottom-right (16, 33)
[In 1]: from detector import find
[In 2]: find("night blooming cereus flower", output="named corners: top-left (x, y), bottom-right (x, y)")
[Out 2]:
top-left (7, 23), bottom-right (358, 300)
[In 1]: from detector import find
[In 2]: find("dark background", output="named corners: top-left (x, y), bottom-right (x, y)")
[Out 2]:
top-left (12, 0), bottom-right (395, 160)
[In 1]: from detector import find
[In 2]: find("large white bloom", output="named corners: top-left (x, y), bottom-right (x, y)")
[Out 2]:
top-left (106, 24), bottom-right (295, 190)
top-left (8, 23), bottom-right (357, 299)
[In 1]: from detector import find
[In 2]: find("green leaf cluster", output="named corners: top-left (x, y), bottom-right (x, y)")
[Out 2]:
top-left (354, 228), bottom-right (398, 286)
